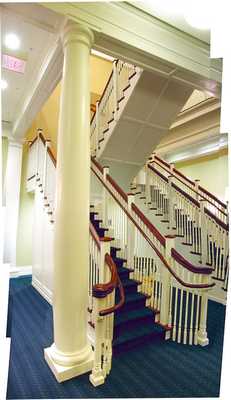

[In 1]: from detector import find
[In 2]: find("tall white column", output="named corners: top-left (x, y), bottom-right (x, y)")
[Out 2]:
top-left (44, 21), bottom-right (94, 382)
top-left (3, 139), bottom-right (23, 267)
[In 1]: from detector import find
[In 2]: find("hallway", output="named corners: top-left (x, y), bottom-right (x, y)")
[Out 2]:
top-left (7, 276), bottom-right (225, 399)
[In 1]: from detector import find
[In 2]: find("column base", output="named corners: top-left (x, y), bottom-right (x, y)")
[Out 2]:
top-left (44, 346), bottom-right (94, 383)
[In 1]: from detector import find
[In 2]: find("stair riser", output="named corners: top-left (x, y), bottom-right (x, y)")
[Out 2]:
top-left (113, 258), bottom-right (125, 268)
top-left (110, 247), bottom-right (120, 258)
top-left (117, 270), bottom-right (130, 280)
top-left (113, 331), bottom-right (165, 355)
top-left (117, 298), bottom-right (146, 313)
top-left (116, 284), bottom-right (139, 295)
top-left (114, 316), bottom-right (154, 336)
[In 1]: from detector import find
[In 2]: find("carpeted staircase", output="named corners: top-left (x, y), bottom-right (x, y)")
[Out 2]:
top-left (90, 211), bottom-right (168, 355)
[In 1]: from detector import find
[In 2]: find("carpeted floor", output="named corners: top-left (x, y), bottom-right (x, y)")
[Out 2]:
top-left (7, 276), bottom-right (226, 399)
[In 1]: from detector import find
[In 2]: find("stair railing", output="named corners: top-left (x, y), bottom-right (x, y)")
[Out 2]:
top-left (89, 223), bottom-right (124, 387)
top-left (91, 157), bottom-right (215, 346)
top-left (143, 160), bottom-right (229, 282)
top-left (149, 153), bottom-right (228, 221)
top-left (90, 59), bottom-right (137, 157)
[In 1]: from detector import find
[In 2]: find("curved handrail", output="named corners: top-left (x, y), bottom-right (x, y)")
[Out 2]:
top-left (171, 248), bottom-right (213, 274)
top-left (93, 253), bottom-right (125, 316)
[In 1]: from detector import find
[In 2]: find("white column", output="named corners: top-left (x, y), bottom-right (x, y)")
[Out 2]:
top-left (44, 21), bottom-right (94, 383)
top-left (3, 139), bottom-right (23, 267)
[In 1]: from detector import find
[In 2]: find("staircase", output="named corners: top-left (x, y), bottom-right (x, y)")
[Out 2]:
top-left (24, 56), bottom-right (228, 388)
top-left (90, 211), bottom-right (167, 355)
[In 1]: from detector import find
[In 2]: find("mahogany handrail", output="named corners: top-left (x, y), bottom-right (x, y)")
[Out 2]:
top-left (93, 253), bottom-right (125, 316)
top-left (91, 163), bottom-right (214, 286)
top-left (171, 248), bottom-right (213, 274)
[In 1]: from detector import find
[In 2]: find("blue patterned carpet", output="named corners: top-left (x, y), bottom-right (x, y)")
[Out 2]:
top-left (7, 277), bottom-right (226, 399)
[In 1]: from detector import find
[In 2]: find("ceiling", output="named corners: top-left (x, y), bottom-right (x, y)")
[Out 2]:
top-left (130, 0), bottom-right (210, 44)
top-left (1, 4), bottom-right (63, 131)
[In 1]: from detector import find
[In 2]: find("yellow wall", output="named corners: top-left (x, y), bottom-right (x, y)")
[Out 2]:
top-left (25, 54), bottom-right (113, 155)
top-left (175, 148), bottom-right (228, 201)
top-left (17, 54), bottom-right (112, 266)
top-left (16, 144), bottom-right (34, 266)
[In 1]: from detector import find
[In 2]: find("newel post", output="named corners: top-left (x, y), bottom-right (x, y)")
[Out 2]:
top-left (102, 166), bottom-right (110, 228)
top-left (160, 235), bottom-right (175, 330)
top-left (127, 193), bottom-right (135, 268)
top-left (200, 199), bottom-right (207, 265)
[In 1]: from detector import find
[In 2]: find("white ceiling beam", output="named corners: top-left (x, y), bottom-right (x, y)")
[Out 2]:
top-left (43, 1), bottom-right (222, 93)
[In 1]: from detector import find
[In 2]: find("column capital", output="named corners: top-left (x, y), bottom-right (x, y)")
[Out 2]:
top-left (62, 21), bottom-right (94, 50)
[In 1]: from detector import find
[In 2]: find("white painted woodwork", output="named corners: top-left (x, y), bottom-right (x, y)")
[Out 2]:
top-left (44, 22), bottom-right (94, 383)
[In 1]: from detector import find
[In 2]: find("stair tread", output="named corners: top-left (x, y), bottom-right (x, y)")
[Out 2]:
top-left (113, 322), bottom-right (164, 346)
top-left (117, 278), bottom-right (139, 287)
top-left (114, 307), bottom-right (154, 326)
top-left (115, 291), bottom-right (146, 306)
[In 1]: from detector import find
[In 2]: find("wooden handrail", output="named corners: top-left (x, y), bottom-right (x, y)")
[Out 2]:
top-left (151, 154), bottom-right (227, 211)
top-left (106, 174), bottom-right (128, 203)
top-left (171, 248), bottom-right (213, 274)
top-left (91, 163), bottom-right (214, 286)
top-left (148, 161), bottom-right (228, 226)
top-left (150, 158), bottom-right (227, 216)
top-left (92, 253), bottom-right (125, 316)
top-left (131, 203), bottom-right (166, 246)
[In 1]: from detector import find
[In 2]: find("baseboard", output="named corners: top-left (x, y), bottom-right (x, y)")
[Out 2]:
top-left (32, 276), bottom-right (53, 305)
top-left (208, 293), bottom-right (226, 306)
top-left (9, 265), bottom-right (32, 278)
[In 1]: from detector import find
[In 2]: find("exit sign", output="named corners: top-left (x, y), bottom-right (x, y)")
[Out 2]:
top-left (2, 54), bottom-right (26, 74)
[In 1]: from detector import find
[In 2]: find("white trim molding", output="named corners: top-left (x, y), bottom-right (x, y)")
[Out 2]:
top-left (44, 2), bottom-right (222, 91)
top-left (9, 265), bottom-right (32, 278)
top-left (32, 276), bottom-right (53, 305)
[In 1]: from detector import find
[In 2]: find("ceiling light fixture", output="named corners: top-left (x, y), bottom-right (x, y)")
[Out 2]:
top-left (1, 79), bottom-right (8, 90)
top-left (4, 33), bottom-right (20, 50)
